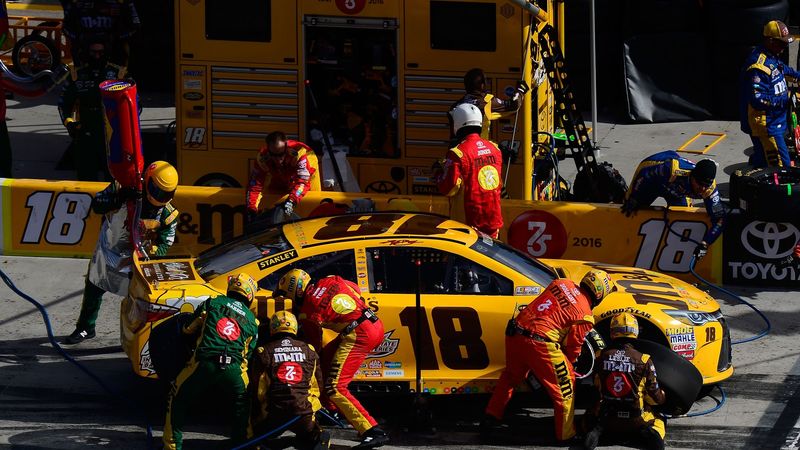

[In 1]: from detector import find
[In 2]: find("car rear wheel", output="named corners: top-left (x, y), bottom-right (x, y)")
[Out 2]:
top-left (616, 337), bottom-right (703, 416)
top-left (149, 312), bottom-right (195, 382)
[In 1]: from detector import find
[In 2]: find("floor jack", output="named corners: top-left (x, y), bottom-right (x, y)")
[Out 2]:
top-left (404, 261), bottom-right (436, 436)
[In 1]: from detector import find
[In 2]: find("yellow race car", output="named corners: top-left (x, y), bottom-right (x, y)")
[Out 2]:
top-left (121, 212), bottom-right (731, 410)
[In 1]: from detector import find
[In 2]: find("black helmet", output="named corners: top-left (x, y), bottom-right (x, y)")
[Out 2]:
top-left (691, 159), bottom-right (717, 186)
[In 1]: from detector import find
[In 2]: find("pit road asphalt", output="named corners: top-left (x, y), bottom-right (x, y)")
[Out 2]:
top-left (0, 26), bottom-right (799, 450)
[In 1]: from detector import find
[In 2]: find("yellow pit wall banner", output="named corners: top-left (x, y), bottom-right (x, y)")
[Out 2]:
top-left (0, 178), bottom-right (720, 283)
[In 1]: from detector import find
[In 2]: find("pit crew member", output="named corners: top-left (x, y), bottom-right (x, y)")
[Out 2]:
top-left (620, 151), bottom-right (724, 259)
top-left (163, 273), bottom-right (260, 450)
top-left (249, 311), bottom-right (329, 450)
top-left (246, 131), bottom-right (321, 223)
top-left (448, 68), bottom-right (528, 146)
top-left (65, 161), bottom-right (178, 344)
top-left (740, 20), bottom-right (800, 168)
top-left (277, 270), bottom-right (389, 449)
top-left (483, 270), bottom-right (615, 442)
top-left (583, 313), bottom-right (666, 450)
top-left (437, 103), bottom-right (504, 238)
top-left (62, 0), bottom-right (140, 67)
top-left (58, 37), bottom-right (126, 181)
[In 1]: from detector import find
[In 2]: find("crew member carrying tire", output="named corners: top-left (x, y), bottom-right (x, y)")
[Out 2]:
top-left (621, 151), bottom-right (725, 260)
top-left (246, 131), bottom-right (321, 225)
top-left (583, 313), bottom-right (667, 450)
top-left (163, 273), bottom-right (260, 450)
top-left (482, 270), bottom-right (615, 442)
top-left (740, 20), bottom-right (800, 168)
top-left (436, 103), bottom-right (504, 238)
top-left (249, 311), bottom-right (329, 450)
top-left (276, 269), bottom-right (389, 449)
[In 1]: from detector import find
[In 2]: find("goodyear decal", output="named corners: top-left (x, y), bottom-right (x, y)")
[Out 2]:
top-left (599, 307), bottom-right (652, 320)
top-left (257, 249), bottom-right (298, 270)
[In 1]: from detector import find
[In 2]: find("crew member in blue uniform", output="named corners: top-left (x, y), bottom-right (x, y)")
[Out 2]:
top-left (740, 20), bottom-right (800, 168)
top-left (621, 151), bottom-right (725, 259)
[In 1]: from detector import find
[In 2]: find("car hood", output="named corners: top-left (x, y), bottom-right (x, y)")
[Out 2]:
top-left (540, 259), bottom-right (719, 313)
top-left (134, 257), bottom-right (207, 291)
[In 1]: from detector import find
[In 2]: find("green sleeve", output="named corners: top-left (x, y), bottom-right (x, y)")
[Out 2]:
top-left (153, 205), bottom-right (178, 256)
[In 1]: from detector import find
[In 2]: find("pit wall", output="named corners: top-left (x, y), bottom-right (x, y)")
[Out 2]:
top-left (0, 178), bottom-right (720, 283)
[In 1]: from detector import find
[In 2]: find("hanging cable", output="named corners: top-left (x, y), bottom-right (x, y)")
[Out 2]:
top-left (660, 208), bottom-right (771, 345)
top-left (0, 268), bottom-right (155, 448)
top-left (503, 15), bottom-right (535, 191)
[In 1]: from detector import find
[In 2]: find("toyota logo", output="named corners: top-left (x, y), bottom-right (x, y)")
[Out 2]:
top-left (740, 221), bottom-right (800, 259)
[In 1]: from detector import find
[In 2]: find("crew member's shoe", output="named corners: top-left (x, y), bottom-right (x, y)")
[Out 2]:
top-left (353, 426), bottom-right (389, 449)
top-left (583, 425), bottom-right (603, 450)
top-left (64, 328), bottom-right (95, 344)
top-left (479, 414), bottom-right (506, 435)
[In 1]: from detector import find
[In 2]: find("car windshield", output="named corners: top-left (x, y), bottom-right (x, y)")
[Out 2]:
top-left (194, 227), bottom-right (292, 280)
top-left (470, 236), bottom-right (556, 286)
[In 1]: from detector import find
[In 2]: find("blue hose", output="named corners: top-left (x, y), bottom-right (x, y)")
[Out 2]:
top-left (688, 256), bottom-right (771, 345)
top-left (0, 268), bottom-right (155, 448)
top-left (230, 415), bottom-right (301, 450)
top-left (666, 384), bottom-right (727, 419)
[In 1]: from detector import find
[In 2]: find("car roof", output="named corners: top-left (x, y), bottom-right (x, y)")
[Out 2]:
top-left (279, 212), bottom-right (480, 248)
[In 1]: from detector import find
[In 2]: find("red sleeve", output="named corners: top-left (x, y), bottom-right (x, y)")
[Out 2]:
top-left (563, 320), bottom-right (593, 363)
top-left (246, 163), bottom-right (267, 213)
top-left (437, 149), bottom-right (463, 196)
top-left (288, 151), bottom-right (315, 204)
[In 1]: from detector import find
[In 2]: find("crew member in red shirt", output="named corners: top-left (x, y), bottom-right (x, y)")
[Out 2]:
top-left (276, 269), bottom-right (389, 449)
top-left (246, 131), bottom-right (321, 223)
top-left (483, 269), bottom-right (616, 442)
top-left (437, 103), bottom-right (503, 238)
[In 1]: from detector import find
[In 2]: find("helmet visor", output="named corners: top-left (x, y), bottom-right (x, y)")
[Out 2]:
top-left (147, 177), bottom-right (176, 205)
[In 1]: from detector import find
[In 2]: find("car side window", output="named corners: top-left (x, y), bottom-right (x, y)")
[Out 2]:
top-left (367, 247), bottom-right (449, 294)
top-left (367, 247), bottom-right (512, 295)
top-left (259, 250), bottom-right (356, 291)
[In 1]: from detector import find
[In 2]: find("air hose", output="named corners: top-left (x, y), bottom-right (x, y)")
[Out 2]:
top-left (661, 208), bottom-right (772, 345)
top-left (666, 384), bottom-right (727, 419)
top-left (0, 268), bottom-right (155, 448)
top-left (0, 267), bottom-right (322, 449)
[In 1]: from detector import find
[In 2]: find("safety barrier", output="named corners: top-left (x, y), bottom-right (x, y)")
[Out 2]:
top-left (0, 178), bottom-right (719, 282)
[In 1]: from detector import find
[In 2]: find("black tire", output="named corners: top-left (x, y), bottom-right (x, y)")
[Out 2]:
top-left (31, 21), bottom-right (62, 36)
top-left (12, 34), bottom-right (60, 76)
top-left (149, 312), bottom-right (196, 382)
top-left (732, 167), bottom-right (800, 220)
top-left (616, 338), bottom-right (704, 416)
top-left (572, 162), bottom-right (628, 203)
top-left (194, 172), bottom-right (241, 188)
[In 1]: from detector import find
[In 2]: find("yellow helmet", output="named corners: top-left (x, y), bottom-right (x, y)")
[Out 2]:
top-left (580, 269), bottom-right (615, 305)
top-left (143, 161), bottom-right (178, 206)
top-left (610, 312), bottom-right (639, 340)
top-left (227, 272), bottom-right (258, 306)
top-left (270, 310), bottom-right (298, 336)
top-left (275, 269), bottom-right (311, 302)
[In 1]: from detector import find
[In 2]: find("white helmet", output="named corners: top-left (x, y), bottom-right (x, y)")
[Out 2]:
top-left (450, 103), bottom-right (483, 133)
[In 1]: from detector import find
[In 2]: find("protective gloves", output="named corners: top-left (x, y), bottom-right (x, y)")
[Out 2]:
top-left (283, 199), bottom-right (295, 216)
top-left (693, 242), bottom-right (708, 260)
